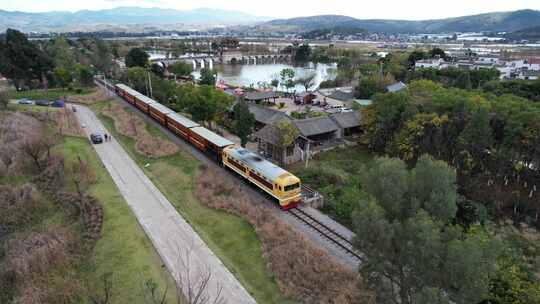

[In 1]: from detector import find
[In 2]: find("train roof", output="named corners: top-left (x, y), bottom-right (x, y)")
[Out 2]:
top-left (226, 147), bottom-right (291, 181)
top-left (191, 126), bottom-right (235, 148)
top-left (166, 112), bottom-right (200, 128)
top-left (136, 94), bottom-right (156, 105)
top-left (149, 102), bottom-right (173, 114)
top-left (116, 84), bottom-right (143, 97)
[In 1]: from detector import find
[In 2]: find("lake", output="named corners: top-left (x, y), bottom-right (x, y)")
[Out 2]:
top-left (192, 62), bottom-right (338, 92)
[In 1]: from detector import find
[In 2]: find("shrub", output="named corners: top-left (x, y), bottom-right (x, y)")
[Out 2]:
top-left (278, 102), bottom-right (285, 109)
top-left (195, 167), bottom-right (374, 304)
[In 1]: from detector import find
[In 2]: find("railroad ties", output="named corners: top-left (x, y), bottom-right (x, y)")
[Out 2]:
top-left (288, 207), bottom-right (363, 261)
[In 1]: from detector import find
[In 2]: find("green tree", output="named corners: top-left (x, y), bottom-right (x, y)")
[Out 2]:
top-left (125, 48), bottom-right (149, 68)
top-left (270, 78), bottom-right (279, 90)
top-left (455, 71), bottom-right (472, 90)
top-left (458, 107), bottom-right (493, 172)
top-left (429, 47), bottom-right (447, 60)
top-left (407, 49), bottom-right (428, 67)
top-left (199, 68), bottom-right (217, 86)
top-left (53, 67), bottom-right (73, 89)
top-left (127, 67), bottom-right (149, 94)
top-left (233, 100), bottom-right (256, 147)
top-left (0, 29), bottom-right (53, 90)
top-left (92, 39), bottom-right (113, 76)
top-left (355, 76), bottom-right (378, 99)
top-left (150, 63), bottom-right (165, 79)
top-left (279, 68), bottom-right (295, 93)
top-left (273, 119), bottom-right (299, 149)
top-left (353, 155), bottom-right (501, 304)
top-left (294, 43), bottom-right (312, 63)
top-left (76, 65), bottom-right (94, 87)
top-left (186, 85), bottom-right (232, 127)
top-left (169, 61), bottom-right (193, 77)
top-left (49, 37), bottom-right (75, 69)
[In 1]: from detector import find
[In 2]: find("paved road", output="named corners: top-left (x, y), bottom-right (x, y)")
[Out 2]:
top-left (73, 104), bottom-right (257, 304)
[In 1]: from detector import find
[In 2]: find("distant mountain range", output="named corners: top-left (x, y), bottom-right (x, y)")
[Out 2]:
top-left (255, 9), bottom-right (540, 34)
top-left (0, 7), bottom-right (271, 32)
top-left (2, 7), bottom-right (540, 35)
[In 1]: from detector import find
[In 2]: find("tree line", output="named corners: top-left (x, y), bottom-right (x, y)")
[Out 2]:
top-left (361, 79), bottom-right (540, 223)
top-left (0, 29), bottom-right (113, 92)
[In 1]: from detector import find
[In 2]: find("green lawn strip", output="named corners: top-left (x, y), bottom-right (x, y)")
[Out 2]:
top-left (289, 147), bottom-right (376, 228)
top-left (9, 87), bottom-right (93, 101)
top-left (60, 136), bottom-right (177, 304)
top-left (7, 103), bottom-right (62, 112)
top-left (91, 101), bottom-right (292, 304)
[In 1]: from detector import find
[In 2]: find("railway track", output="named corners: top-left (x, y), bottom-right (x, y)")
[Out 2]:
top-left (288, 207), bottom-right (363, 261)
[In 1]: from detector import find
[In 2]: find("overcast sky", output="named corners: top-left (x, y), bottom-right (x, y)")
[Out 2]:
top-left (2, 0), bottom-right (540, 20)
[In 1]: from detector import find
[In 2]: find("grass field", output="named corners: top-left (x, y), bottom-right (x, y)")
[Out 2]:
top-left (91, 101), bottom-right (293, 304)
top-left (289, 146), bottom-right (375, 228)
top-left (9, 87), bottom-right (93, 101)
top-left (60, 136), bottom-right (178, 303)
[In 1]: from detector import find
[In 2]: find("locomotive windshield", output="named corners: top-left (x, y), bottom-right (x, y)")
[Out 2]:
top-left (284, 182), bottom-right (300, 192)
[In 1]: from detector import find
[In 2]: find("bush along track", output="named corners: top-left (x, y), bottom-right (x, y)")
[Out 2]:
top-left (195, 166), bottom-right (375, 304)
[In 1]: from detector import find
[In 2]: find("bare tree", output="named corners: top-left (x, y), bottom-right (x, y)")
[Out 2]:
top-left (175, 244), bottom-right (225, 304)
top-left (71, 155), bottom-right (97, 197)
top-left (295, 72), bottom-right (317, 92)
top-left (19, 132), bottom-right (48, 171)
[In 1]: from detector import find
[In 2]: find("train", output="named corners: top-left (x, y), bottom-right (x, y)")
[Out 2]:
top-left (94, 77), bottom-right (302, 210)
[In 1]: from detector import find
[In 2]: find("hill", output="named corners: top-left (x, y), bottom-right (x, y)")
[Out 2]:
top-left (505, 26), bottom-right (540, 41)
top-left (256, 9), bottom-right (540, 33)
top-left (0, 7), bottom-right (271, 32)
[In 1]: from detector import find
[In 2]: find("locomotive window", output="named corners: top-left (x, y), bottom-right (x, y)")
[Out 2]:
top-left (284, 183), bottom-right (299, 192)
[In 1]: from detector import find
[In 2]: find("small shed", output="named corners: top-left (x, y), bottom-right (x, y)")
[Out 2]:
top-left (330, 111), bottom-right (362, 137)
top-left (244, 91), bottom-right (280, 104)
top-left (292, 116), bottom-right (340, 142)
top-left (248, 104), bottom-right (291, 129)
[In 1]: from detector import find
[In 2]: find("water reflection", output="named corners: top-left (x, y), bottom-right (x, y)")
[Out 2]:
top-left (193, 62), bottom-right (337, 92)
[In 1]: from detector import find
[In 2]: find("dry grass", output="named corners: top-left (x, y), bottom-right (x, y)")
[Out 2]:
top-left (195, 166), bottom-right (374, 304)
top-left (4, 228), bottom-right (73, 280)
top-left (68, 89), bottom-right (108, 105)
top-left (101, 102), bottom-right (179, 158)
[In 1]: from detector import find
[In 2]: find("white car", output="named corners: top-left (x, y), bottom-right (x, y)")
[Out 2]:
top-left (340, 108), bottom-right (354, 113)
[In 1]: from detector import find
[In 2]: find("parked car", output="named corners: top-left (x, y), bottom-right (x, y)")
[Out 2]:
top-left (17, 98), bottom-right (33, 105)
top-left (90, 133), bottom-right (103, 144)
top-left (340, 108), bottom-right (354, 113)
top-left (34, 100), bottom-right (50, 106)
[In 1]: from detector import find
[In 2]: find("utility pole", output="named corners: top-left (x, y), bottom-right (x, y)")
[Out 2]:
top-left (147, 70), bottom-right (153, 98)
top-left (304, 140), bottom-right (310, 168)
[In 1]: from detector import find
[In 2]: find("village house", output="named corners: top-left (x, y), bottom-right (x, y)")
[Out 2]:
top-left (251, 107), bottom-right (362, 165)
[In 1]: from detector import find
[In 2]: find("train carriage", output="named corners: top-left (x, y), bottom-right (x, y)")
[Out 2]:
top-left (134, 94), bottom-right (155, 113)
top-left (148, 102), bottom-right (173, 126)
top-left (166, 112), bottom-right (200, 141)
top-left (105, 81), bottom-right (303, 209)
top-left (115, 84), bottom-right (139, 104)
top-left (222, 146), bottom-right (301, 209)
top-left (189, 126), bottom-right (234, 162)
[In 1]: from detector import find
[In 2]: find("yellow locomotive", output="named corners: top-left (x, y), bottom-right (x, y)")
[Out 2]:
top-left (222, 146), bottom-right (301, 209)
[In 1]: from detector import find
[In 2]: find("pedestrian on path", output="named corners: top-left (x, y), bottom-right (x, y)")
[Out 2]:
top-left (104, 134), bottom-right (108, 142)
